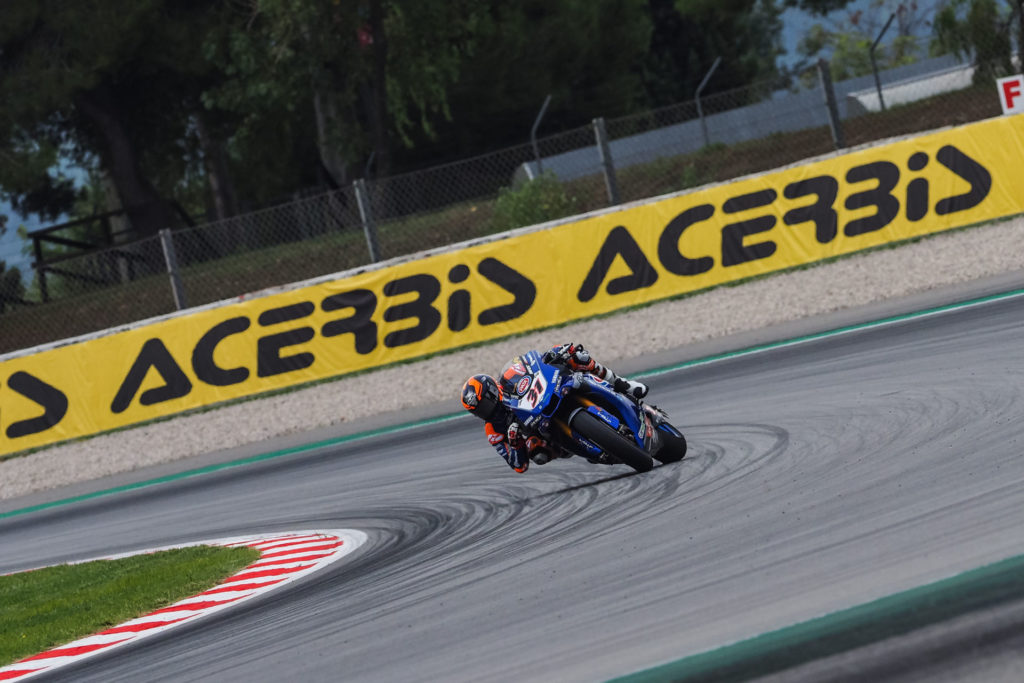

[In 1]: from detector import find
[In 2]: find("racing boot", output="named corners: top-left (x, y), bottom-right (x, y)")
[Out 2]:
top-left (584, 359), bottom-right (648, 401)
top-left (558, 343), bottom-right (649, 400)
top-left (612, 376), bottom-right (648, 401)
top-left (526, 436), bottom-right (568, 465)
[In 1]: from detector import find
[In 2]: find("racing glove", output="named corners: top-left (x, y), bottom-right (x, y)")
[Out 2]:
top-left (566, 344), bottom-right (596, 373)
top-left (548, 342), bottom-right (597, 373)
top-left (507, 422), bottom-right (526, 450)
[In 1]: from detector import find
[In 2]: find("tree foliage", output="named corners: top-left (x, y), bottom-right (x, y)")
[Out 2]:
top-left (784, 0), bottom-right (856, 15)
top-left (202, 0), bottom-right (482, 185)
top-left (933, 0), bottom-right (1019, 83)
top-left (0, 0), bottom-right (820, 240)
top-left (642, 0), bottom-right (785, 109)
top-left (0, 1), bottom-right (225, 235)
top-left (796, 0), bottom-right (929, 81)
top-left (0, 261), bottom-right (25, 312)
top-left (397, 0), bottom-right (654, 163)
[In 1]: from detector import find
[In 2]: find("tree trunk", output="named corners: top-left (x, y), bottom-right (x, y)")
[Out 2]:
top-left (195, 112), bottom-right (239, 222)
top-left (1017, 0), bottom-right (1024, 68)
top-left (101, 171), bottom-right (132, 283)
top-left (366, 0), bottom-right (391, 178)
top-left (313, 89), bottom-right (349, 186)
top-left (73, 86), bottom-right (180, 238)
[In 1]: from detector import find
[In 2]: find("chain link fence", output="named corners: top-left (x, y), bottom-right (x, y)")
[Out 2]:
top-left (0, 46), bottom-right (1008, 355)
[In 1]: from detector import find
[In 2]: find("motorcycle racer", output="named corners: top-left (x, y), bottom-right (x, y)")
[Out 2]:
top-left (460, 343), bottom-right (649, 473)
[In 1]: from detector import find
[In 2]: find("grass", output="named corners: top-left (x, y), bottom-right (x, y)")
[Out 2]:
top-left (0, 545), bottom-right (259, 666)
top-left (0, 83), bottom-right (1002, 355)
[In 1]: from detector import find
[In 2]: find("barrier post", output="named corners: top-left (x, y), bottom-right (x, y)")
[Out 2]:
top-left (32, 235), bottom-right (49, 303)
top-left (593, 117), bottom-right (621, 205)
top-left (530, 94), bottom-right (552, 178)
top-left (871, 13), bottom-right (897, 112)
top-left (817, 58), bottom-right (846, 150)
top-left (159, 228), bottom-right (188, 310)
top-left (696, 56), bottom-right (722, 148)
top-left (354, 178), bottom-right (381, 263)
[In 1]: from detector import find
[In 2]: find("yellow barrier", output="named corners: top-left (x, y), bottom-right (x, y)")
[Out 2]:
top-left (2, 115), bottom-right (1023, 455)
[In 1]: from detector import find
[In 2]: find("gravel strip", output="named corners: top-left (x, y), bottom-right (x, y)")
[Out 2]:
top-left (3, 217), bottom-right (1024, 500)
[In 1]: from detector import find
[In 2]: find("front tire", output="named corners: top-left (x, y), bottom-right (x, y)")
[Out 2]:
top-left (654, 426), bottom-right (687, 463)
top-left (570, 410), bottom-right (654, 473)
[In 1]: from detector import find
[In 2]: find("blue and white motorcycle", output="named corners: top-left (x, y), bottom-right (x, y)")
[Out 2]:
top-left (503, 350), bottom-right (687, 473)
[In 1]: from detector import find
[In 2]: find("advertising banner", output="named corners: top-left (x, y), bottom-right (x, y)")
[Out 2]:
top-left (2, 114), bottom-right (1023, 456)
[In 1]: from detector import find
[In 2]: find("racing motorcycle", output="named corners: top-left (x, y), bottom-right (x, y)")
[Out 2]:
top-left (504, 349), bottom-right (687, 473)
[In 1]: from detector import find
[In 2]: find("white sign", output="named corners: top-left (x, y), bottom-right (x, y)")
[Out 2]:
top-left (997, 74), bottom-right (1024, 115)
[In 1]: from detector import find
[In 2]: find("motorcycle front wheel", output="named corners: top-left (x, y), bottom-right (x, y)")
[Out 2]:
top-left (654, 426), bottom-right (687, 463)
top-left (570, 410), bottom-right (654, 473)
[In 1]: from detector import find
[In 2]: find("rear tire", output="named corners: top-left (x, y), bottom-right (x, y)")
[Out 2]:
top-left (570, 410), bottom-right (654, 473)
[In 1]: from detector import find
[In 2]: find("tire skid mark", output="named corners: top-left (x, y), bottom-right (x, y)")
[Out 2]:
top-left (310, 424), bottom-right (788, 633)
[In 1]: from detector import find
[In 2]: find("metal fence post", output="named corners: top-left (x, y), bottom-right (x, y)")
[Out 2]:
top-left (871, 13), bottom-right (897, 112)
top-left (592, 117), bottom-right (620, 206)
top-left (32, 235), bottom-right (49, 303)
top-left (817, 58), bottom-right (846, 150)
top-left (354, 178), bottom-right (381, 263)
top-left (695, 56), bottom-right (722, 148)
top-left (159, 228), bottom-right (188, 310)
top-left (530, 94), bottom-right (552, 179)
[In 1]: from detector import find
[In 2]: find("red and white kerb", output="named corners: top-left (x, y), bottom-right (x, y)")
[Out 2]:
top-left (0, 529), bottom-right (367, 681)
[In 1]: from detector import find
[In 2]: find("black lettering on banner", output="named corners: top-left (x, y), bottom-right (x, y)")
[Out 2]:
top-left (111, 338), bottom-right (193, 414)
top-left (192, 317), bottom-right (251, 386)
top-left (383, 274), bottom-right (441, 348)
top-left (721, 189), bottom-right (778, 267)
top-left (783, 176), bottom-right (838, 243)
top-left (657, 204), bottom-right (715, 276)
top-left (477, 258), bottom-right (536, 325)
top-left (905, 152), bottom-right (929, 222)
top-left (258, 301), bottom-right (315, 326)
top-left (906, 178), bottom-right (929, 222)
top-left (935, 145), bottom-right (992, 215)
top-left (577, 226), bottom-right (658, 302)
top-left (844, 161), bottom-right (900, 236)
top-left (5, 371), bottom-right (69, 439)
top-left (322, 289), bottom-right (378, 354)
top-left (257, 302), bottom-right (315, 377)
top-left (447, 265), bottom-right (471, 332)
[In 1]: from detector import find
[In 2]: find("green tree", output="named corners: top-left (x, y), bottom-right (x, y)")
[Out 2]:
top-left (796, 1), bottom-right (928, 82)
top-left (0, 2), bottom-right (219, 234)
top-left (643, 0), bottom-right (785, 109)
top-left (0, 211), bottom-right (25, 312)
top-left (933, 0), bottom-right (1018, 83)
top-left (204, 0), bottom-right (482, 186)
top-left (406, 0), bottom-right (651, 161)
top-left (784, 0), bottom-right (855, 13)
top-left (0, 261), bottom-right (25, 312)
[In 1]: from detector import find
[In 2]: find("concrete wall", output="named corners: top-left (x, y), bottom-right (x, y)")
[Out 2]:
top-left (517, 55), bottom-right (968, 183)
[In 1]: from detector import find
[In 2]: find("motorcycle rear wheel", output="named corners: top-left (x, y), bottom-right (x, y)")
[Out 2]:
top-left (570, 410), bottom-right (654, 473)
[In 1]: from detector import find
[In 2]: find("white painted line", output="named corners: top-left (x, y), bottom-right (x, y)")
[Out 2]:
top-left (0, 529), bottom-right (367, 681)
top-left (643, 287), bottom-right (1024, 378)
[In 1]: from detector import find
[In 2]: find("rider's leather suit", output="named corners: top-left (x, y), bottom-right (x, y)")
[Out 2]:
top-left (482, 343), bottom-right (646, 473)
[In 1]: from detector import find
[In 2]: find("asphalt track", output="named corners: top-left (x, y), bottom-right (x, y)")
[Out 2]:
top-left (4, 283), bottom-right (1024, 681)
